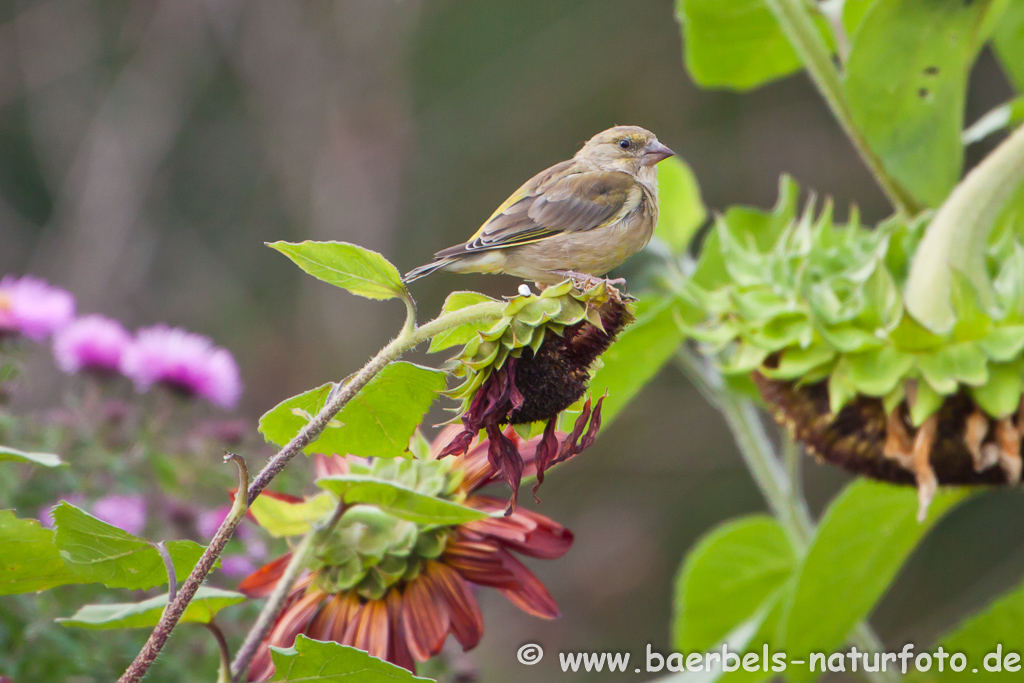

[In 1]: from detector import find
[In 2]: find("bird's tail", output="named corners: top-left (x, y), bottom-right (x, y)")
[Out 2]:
top-left (402, 259), bottom-right (453, 283)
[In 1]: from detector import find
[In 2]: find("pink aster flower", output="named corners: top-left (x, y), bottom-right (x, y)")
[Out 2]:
top-left (52, 315), bottom-right (132, 375)
top-left (120, 325), bottom-right (241, 409)
top-left (91, 494), bottom-right (147, 536)
top-left (0, 275), bottom-right (75, 340)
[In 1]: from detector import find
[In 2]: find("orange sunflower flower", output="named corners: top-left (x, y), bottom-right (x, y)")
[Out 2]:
top-left (238, 426), bottom-right (574, 680)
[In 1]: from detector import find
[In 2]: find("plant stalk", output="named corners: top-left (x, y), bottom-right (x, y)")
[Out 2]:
top-left (116, 301), bottom-right (505, 683)
top-left (675, 349), bottom-right (899, 683)
top-left (905, 124), bottom-right (1024, 332)
top-left (764, 0), bottom-right (921, 215)
top-left (230, 500), bottom-right (348, 682)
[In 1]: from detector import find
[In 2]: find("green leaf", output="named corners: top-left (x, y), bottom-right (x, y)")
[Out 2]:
top-left (843, 0), bottom-right (990, 207)
top-left (0, 445), bottom-right (63, 467)
top-left (656, 157), bottom-right (707, 253)
top-left (673, 516), bottom-right (796, 653)
top-left (778, 480), bottom-right (971, 682)
top-left (260, 362), bottom-right (446, 459)
top-left (317, 476), bottom-right (488, 525)
top-left (53, 503), bottom-right (206, 590)
top-left (428, 292), bottom-right (498, 353)
top-left (993, 1), bottom-right (1024, 92)
top-left (676, 0), bottom-right (827, 91)
top-left (843, 345), bottom-right (913, 397)
top-left (58, 587), bottom-right (245, 630)
top-left (269, 241), bottom-right (408, 301)
top-left (915, 342), bottom-right (990, 394)
top-left (570, 295), bottom-right (687, 430)
top-left (270, 634), bottom-right (432, 682)
top-left (250, 492), bottom-right (338, 538)
top-left (915, 579), bottom-right (1024, 682)
top-left (0, 510), bottom-right (79, 595)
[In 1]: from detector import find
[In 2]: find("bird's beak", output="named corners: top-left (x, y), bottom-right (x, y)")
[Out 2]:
top-left (641, 140), bottom-right (675, 166)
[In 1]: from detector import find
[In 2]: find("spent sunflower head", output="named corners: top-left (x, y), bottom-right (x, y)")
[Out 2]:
top-left (682, 177), bottom-right (1024, 518)
top-left (438, 279), bottom-right (634, 512)
top-left (239, 426), bottom-right (574, 680)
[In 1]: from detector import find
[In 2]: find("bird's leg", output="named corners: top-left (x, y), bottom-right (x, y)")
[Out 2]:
top-left (552, 270), bottom-right (606, 291)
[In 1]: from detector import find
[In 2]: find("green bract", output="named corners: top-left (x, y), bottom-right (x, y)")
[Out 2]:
top-left (681, 177), bottom-right (1024, 426)
top-left (446, 279), bottom-right (636, 418)
top-left (284, 457), bottom-right (467, 601)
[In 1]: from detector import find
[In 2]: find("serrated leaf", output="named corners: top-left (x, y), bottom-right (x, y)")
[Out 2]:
top-left (250, 492), bottom-right (338, 538)
top-left (673, 516), bottom-right (795, 653)
top-left (656, 157), bottom-right (707, 253)
top-left (428, 292), bottom-right (498, 353)
top-left (0, 510), bottom-right (79, 595)
top-left (270, 634), bottom-right (432, 682)
top-left (0, 445), bottom-right (63, 467)
top-left (316, 476), bottom-right (488, 525)
top-left (53, 503), bottom-right (206, 590)
top-left (269, 241), bottom-right (407, 301)
top-left (58, 587), bottom-right (245, 630)
top-left (260, 362), bottom-right (446, 459)
top-left (778, 481), bottom-right (971, 682)
top-left (843, 0), bottom-right (990, 207)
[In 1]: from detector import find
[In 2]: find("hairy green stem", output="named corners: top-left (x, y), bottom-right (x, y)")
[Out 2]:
top-left (231, 499), bottom-right (348, 682)
top-left (905, 124), bottom-right (1024, 332)
top-left (675, 349), bottom-right (899, 683)
top-left (764, 0), bottom-right (921, 215)
top-left (117, 300), bottom-right (505, 683)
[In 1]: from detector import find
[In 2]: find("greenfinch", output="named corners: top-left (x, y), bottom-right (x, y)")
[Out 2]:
top-left (403, 125), bottom-right (674, 285)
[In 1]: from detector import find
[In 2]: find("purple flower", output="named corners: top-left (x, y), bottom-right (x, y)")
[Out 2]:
top-left (0, 275), bottom-right (75, 340)
top-left (219, 555), bottom-right (257, 578)
top-left (91, 494), bottom-right (147, 536)
top-left (120, 325), bottom-right (241, 409)
top-left (52, 315), bottom-right (132, 375)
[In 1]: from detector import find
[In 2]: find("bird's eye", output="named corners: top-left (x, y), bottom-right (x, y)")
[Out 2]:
top-left (618, 139), bottom-right (631, 150)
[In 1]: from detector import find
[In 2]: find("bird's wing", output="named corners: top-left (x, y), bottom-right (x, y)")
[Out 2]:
top-left (435, 164), bottom-right (642, 258)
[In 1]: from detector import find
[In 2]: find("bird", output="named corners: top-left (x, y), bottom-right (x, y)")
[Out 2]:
top-left (403, 125), bottom-right (674, 285)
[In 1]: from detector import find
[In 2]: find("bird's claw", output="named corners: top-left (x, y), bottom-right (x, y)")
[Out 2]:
top-left (552, 271), bottom-right (634, 301)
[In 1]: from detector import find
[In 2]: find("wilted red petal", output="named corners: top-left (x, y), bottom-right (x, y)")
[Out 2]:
top-left (238, 553), bottom-right (292, 598)
top-left (248, 590), bottom-right (325, 681)
top-left (496, 550), bottom-right (560, 619)
top-left (306, 592), bottom-right (360, 644)
top-left (345, 599), bottom-right (390, 661)
top-left (425, 561), bottom-right (484, 650)
top-left (441, 539), bottom-right (519, 589)
top-left (386, 590), bottom-right (416, 672)
top-left (401, 574), bottom-right (450, 661)
top-left (531, 419), bottom-right (560, 499)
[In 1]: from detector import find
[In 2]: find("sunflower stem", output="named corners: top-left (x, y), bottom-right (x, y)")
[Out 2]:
top-left (763, 0), bottom-right (921, 214)
top-left (117, 300), bottom-right (505, 683)
top-left (675, 349), bottom-right (899, 683)
top-left (905, 124), bottom-right (1024, 332)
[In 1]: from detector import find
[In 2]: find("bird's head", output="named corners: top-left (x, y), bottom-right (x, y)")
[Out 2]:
top-left (576, 125), bottom-right (675, 175)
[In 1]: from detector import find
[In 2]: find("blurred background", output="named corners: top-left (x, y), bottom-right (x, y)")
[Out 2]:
top-left (2, 0), bottom-right (1023, 680)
